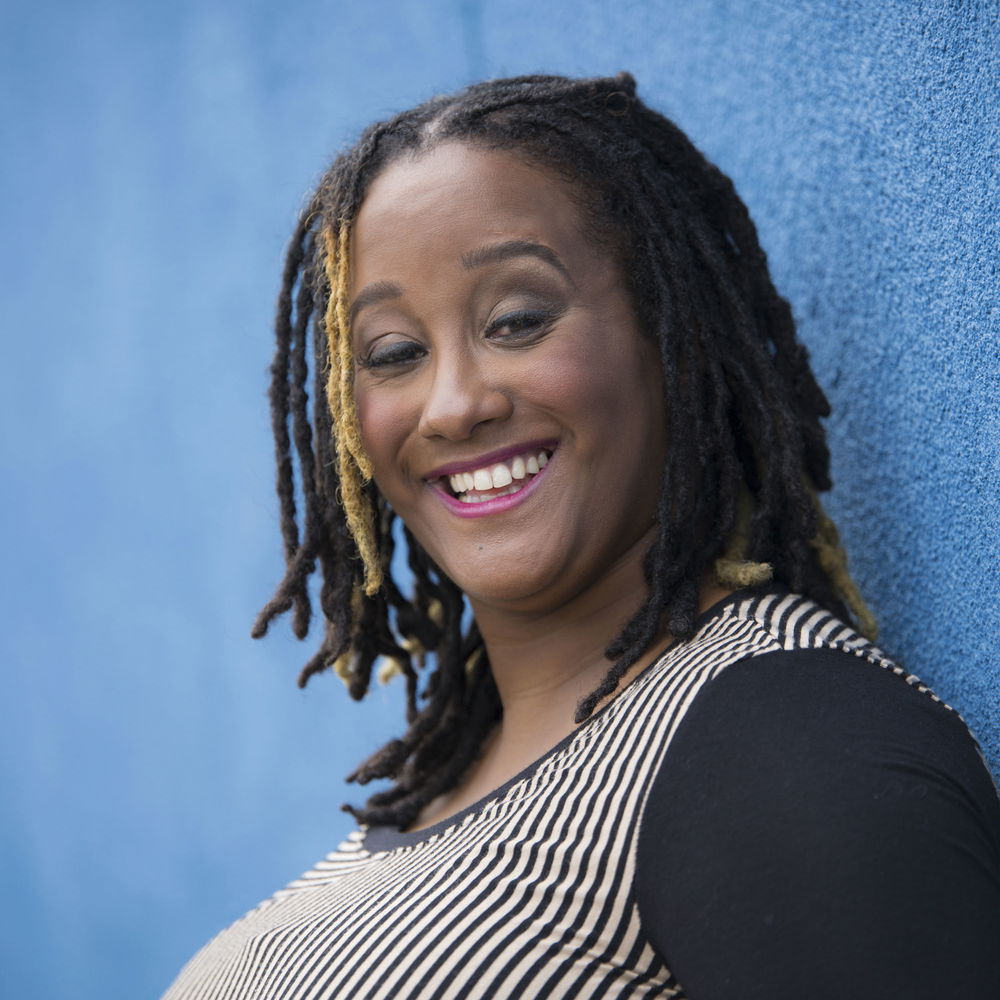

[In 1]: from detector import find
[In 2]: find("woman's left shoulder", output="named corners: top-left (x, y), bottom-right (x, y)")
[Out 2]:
top-left (691, 589), bottom-right (985, 779)
top-left (635, 639), bottom-right (1000, 999)
top-left (683, 639), bottom-right (985, 769)
top-left (646, 631), bottom-right (1000, 833)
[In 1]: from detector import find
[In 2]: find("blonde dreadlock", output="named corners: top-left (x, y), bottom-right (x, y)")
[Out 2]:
top-left (809, 491), bottom-right (878, 639)
top-left (321, 223), bottom-right (381, 596)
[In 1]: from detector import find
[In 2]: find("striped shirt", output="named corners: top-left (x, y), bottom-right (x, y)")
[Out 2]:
top-left (162, 590), bottom-right (973, 999)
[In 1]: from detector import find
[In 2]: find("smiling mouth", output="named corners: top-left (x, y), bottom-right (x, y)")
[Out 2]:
top-left (439, 447), bottom-right (553, 504)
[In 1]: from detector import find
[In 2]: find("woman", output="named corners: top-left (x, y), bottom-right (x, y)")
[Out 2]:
top-left (164, 73), bottom-right (1000, 999)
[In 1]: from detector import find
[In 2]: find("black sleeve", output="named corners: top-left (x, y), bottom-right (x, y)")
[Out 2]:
top-left (635, 647), bottom-right (1000, 1000)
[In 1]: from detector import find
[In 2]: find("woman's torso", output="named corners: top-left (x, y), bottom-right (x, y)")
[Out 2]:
top-left (162, 590), bottom-right (989, 999)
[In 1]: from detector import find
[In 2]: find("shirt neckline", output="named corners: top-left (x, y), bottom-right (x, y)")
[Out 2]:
top-left (362, 586), bottom-right (761, 853)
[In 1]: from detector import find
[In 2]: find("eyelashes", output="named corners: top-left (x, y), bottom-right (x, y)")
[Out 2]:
top-left (484, 307), bottom-right (560, 341)
top-left (357, 340), bottom-right (426, 371)
top-left (358, 305), bottom-right (563, 372)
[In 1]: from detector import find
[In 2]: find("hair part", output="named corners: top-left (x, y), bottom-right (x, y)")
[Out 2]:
top-left (253, 71), bottom-right (875, 829)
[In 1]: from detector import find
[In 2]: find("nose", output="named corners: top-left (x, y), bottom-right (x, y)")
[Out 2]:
top-left (417, 350), bottom-right (513, 440)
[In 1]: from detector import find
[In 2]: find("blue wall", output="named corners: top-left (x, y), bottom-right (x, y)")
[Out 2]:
top-left (3, 2), bottom-right (997, 997)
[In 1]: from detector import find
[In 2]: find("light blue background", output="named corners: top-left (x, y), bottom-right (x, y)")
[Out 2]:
top-left (3, 2), bottom-right (997, 997)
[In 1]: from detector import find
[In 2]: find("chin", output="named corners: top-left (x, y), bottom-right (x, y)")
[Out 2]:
top-left (436, 553), bottom-right (567, 612)
top-left (451, 571), bottom-right (552, 609)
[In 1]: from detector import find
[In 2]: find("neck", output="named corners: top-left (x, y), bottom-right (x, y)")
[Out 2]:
top-left (406, 540), bottom-right (733, 831)
top-left (468, 532), bottom-right (729, 753)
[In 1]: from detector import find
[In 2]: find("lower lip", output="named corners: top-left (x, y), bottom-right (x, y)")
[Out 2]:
top-left (432, 462), bottom-right (550, 519)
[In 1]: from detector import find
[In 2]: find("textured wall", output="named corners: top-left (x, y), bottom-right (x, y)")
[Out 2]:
top-left (2, 2), bottom-right (996, 998)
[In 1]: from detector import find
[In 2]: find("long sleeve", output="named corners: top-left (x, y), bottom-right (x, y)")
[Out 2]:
top-left (636, 647), bottom-right (1000, 1000)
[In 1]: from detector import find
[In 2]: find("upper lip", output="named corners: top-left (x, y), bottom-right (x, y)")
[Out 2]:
top-left (423, 439), bottom-right (557, 481)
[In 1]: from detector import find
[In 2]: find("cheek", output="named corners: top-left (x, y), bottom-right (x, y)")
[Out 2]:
top-left (354, 388), bottom-right (409, 489)
top-left (539, 344), bottom-right (663, 438)
top-left (354, 390), bottom-right (380, 457)
top-left (538, 355), bottom-right (608, 410)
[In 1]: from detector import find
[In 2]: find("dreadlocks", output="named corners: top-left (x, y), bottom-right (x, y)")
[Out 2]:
top-left (251, 71), bottom-right (875, 829)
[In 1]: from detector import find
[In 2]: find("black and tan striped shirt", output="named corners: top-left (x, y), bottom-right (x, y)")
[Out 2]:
top-left (163, 590), bottom-right (1000, 999)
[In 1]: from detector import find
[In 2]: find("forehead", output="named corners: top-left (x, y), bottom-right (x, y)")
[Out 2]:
top-left (351, 143), bottom-right (592, 288)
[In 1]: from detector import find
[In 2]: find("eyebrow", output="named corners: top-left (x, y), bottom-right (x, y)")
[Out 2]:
top-left (462, 240), bottom-right (575, 285)
top-left (349, 241), bottom-right (574, 323)
top-left (348, 279), bottom-right (404, 324)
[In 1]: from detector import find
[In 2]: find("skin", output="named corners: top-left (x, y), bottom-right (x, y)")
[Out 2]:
top-left (350, 143), bottom-right (729, 828)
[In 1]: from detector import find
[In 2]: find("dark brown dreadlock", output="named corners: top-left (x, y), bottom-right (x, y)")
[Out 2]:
top-left (252, 72), bottom-right (875, 830)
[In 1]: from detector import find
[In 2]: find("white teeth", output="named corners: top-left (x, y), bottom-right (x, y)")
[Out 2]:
top-left (445, 448), bottom-right (552, 500)
top-left (458, 482), bottom-right (521, 503)
top-left (491, 464), bottom-right (513, 488)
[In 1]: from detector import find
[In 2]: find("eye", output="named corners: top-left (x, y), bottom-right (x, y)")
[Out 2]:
top-left (357, 338), bottom-right (425, 372)
top-left (485, 307), bottom-right (560, 344)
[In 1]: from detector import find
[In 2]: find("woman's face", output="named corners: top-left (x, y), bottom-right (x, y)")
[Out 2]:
top-left (350, 142), bottom-right (666, 615)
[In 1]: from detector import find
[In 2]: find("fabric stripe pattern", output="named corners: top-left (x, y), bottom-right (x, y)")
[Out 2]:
top-left (162, 591), bottom-right (938, 999)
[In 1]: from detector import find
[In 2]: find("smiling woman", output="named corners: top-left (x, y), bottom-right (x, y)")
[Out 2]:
top-left (162, 73), bottom-right (1000, 1000)
top-left (351, 143), bottom-right (666, 619)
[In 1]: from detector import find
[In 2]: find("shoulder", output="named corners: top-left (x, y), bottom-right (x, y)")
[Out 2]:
top-left (636, 639), bottom-right (1000, 1000)
top-left (642, 642), bottom-right (997, 830)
